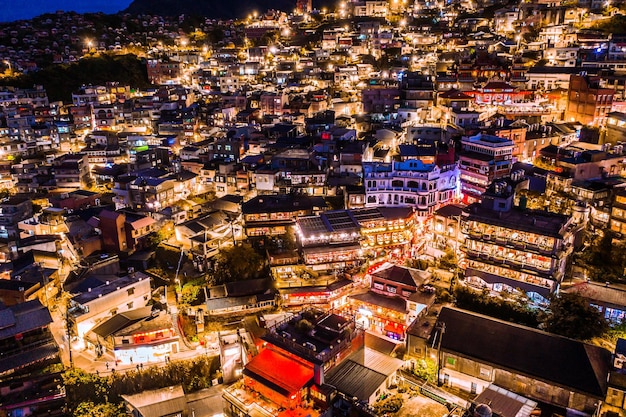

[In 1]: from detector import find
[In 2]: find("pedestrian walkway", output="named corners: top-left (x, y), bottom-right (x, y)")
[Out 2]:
top-left (68, 335), bottom-right (210, 377)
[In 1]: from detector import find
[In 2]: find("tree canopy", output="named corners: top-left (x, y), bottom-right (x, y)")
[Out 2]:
top-left (576, 230), bottom-right (626, 283)
top-left (541, 292), bottom-right (609, 340)
top-left (211, 243), bottom-right (266, 285)
top-left (0, 54), bottom-right (151, 102)
top-left (592, 14), bottom-right (626, 35)
top-left (74, 402), bottom-right (126, 417)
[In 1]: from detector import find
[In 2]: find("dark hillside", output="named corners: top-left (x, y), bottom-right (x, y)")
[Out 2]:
top-left (125, 0), bottom-right (337, 19)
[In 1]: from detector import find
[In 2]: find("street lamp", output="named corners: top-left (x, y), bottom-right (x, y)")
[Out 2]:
top-left (3, 60), bottom-right (12, 77)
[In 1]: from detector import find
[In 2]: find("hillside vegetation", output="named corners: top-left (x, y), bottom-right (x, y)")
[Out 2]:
top-left (0, 54), bottom-right (151, 102)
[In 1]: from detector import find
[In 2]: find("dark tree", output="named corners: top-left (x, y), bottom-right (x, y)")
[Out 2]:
top-left (541, 292), bottom-right (609, 340)
top-left (576, 230), bottom-right (626, 283)
top-left (212, 243), bottom-right (265, 285)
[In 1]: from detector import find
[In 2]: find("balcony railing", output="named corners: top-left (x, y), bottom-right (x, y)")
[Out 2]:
top-left (466, 233), bottom-right (556, 256)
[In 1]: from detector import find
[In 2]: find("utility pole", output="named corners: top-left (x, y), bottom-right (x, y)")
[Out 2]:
top-left (434, 321), bottom-right (446, 386)
top-left (65, 306), bottom-right (73, 368)
top-left (174, 248), bottom-right (185, 302)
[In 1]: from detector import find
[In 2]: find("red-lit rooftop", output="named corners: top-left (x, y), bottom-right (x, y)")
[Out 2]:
top-left (245, 348), bottom-right (314, 395)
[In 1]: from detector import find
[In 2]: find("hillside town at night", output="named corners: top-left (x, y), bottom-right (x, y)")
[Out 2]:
top-left (2, 0), bottom-right (626, 416)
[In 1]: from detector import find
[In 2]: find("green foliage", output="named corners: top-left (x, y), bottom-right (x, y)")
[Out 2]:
top-left (324, 195), bottom-right (345, 210)
top-left (412, 358), bottom-right (438, 383)
top-left (74, 402), bottom-right (126, 417)
top-left (373, 394), bottom-right (404, 414)
top-left (212, 243), bottom-right (266, 285)
top-left (540, 292), bottom-right (609, 340)
top-left (454, 285), bottom-right (539, 327)
top-left (592, 14), bottom-right (626, 35)
top-left (155, 245), bottom-right (185, 274)
top-left (180, 283), bottom-right (202, 306)
top-left (146, 226), bottom-right (174, 250)
top-left (602, 322), bottom-right (626, 348)
top-left (62, 368), bottom-right (110, 406)
top-left (266, 227), bottom-right (298, 251)
top-left (0, 54), bottom-right (151, 102)
top-left (405, 257), bottom-right (432, 270)
top-left (63, 356), bottom-right (220, 412)
top-left (437, 248), bottom-right (457, 271)
top-left (576, 230), bottom-right (626, 283)
top-left (435, 287), bottom-right (453, 303)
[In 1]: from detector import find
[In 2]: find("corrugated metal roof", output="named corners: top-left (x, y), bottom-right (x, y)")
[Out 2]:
top-left (325, 359), bottom-right (386, 401)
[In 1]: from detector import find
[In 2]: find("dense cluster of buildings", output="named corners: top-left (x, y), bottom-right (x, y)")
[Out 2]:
top-left (5, 0), bottom-right (626, 416)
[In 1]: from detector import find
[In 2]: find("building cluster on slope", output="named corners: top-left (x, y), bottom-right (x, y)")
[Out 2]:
top-left (5, 0), bottom-right (626, 416)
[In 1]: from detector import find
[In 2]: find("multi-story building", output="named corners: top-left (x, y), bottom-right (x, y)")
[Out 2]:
top-left (364, 159), bottom-right (459, 218)
top-left (53, 153), bottom-right (91, 189)
top-left (296, 210), bottom-right (363, 271)
top-left (296, 0), bottom-right (312, 13)
top-left (492, 123), bottom-right (526, 161)
top-left (429, 203), bottom-right (465, 257)
top-left (71, 85), bottom-right (114, 106)
top-left (564, 74), bottom-right (614, 126)
top-left (462, 179), bottom-right (580, 305)
top-left (494, 7), bottom-right (519, 34)
top-left (92, 103), bottom-right (122, 130)
top-left (255, 149), bottom-right (328, 196)
top-left (352, 0), bottom-right (388, 17)
top-left (279, 279), bottom-right (354, 310)
top-left (242, 194), bottom-right (327, 237)
top-left (68, 271), bottom-right (152, 344)
top-left (354, 206), bottom-right (417, 258)
top-left (295, 206), bottom-right (418, 267)
top-left (0, 196), bottom-right (34, 239)
top-left (361, 86), bottom-right (399, 114)
top-left (89, 308), bottom-right (180, 365)
top-left (223, 309), bottom-right (363, 417)
top-left (458, 133), bottom-right (514, 203)
top-left (98, 209), bottom-right (157, 253)
top-left (407, 307), bottom-right (611, 416)
top-left (610, 190), bottom-right (626, 235)
top-left (259, 91), bottom-right (288, 116)
top-left (146, 59), bottom-right (182, 85)
top-left (400, 72), bottom-right (436, 110)
top-left (349, 264), bottom-right (435, 341)
top-left (125, 176), bottom-right (177, 212)
top-left (0, 300), bottom-right (64, 417)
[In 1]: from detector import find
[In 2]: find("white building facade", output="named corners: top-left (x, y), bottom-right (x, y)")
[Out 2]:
top-left (364, 159), bottom-right (460, 217)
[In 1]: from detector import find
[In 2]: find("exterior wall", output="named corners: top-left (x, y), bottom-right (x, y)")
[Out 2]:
top-left (73, 277), bottom-right (152, 339)
top-left (606, 387), bottom-right (626, 410)
top-left (459, 135), bottom-right (514, 202)
top-left (462, 215), bottom-right (574, 302)
top-left (364, 161), bottom-right (460, 217)
top-left (361, 87), bottom-right (399, 113)
top-left (0, 199), bottom-right (33, 239)
top-left (439, 352), bottom-right (600, 413)
top-left (565, 75), bottom-right (614, 126)
top-left (101, 213), bottom-right (127, 252)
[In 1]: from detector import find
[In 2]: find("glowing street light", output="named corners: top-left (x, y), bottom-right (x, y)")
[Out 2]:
top-left (3, 60), bottom-right (11, 77)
